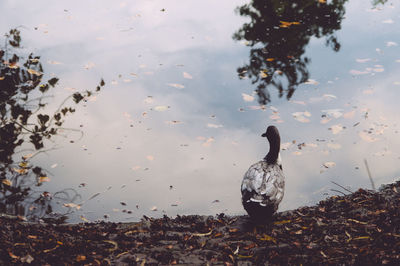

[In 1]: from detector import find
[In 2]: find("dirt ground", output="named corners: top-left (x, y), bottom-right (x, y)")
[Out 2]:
top-left (1, 181), bottom-right (400, 265)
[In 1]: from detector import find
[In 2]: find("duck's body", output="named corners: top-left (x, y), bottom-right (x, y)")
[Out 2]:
top-left (241, 126), bottom-right (285, 221)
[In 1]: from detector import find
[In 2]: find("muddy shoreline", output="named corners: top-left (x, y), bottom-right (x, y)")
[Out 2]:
top-left (1, 181), bottom-right (400, 265)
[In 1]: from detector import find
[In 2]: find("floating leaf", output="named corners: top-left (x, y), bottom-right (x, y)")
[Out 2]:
top-left (27, 69), bottom-right (42, 76)
top-left (241, 93), bottom-right (254, 102)
top-left (165, 120), bottom-right (183, 125)
top-left (207, 123), bottom-right (223, 128)
top-left (167, 83), bottom-right (184, 89)
top-left (13, 168), bottom-right (27, 174)
top-left (154, 106), bottom-right (169, 111)
top-left (150, 206), bottom-right (157, 211)
top-left (350, 69), bottom-right (369, 75)
top-left (80, 216), bottom-right (90, 222)
top-left (39, 176), bottom-right (50, 183)
top-left (356, 58), bottom-right (371, 63)
top-left (292, 111), bottom-right (311, 123)
top-left (323, 162), bottom-right (336, 168)
top-left (2, 179), bottom-right (12, 186)
top-left (329, 124), bottom-right (344, 134)
top-left (146, 155), bottom-right (154, 161)
top-left (359, 131), bottom-right (379, 142)
top-left (304, 79), bottom-right (319, 85)
top-left (322, 109), bottom-right (343, 119)
top-left (183, 72), bottom-right (193, 79)
top-left (19, 161), bottom-right (29, 168)
top-left (63, 203), bottom-right (81, 209)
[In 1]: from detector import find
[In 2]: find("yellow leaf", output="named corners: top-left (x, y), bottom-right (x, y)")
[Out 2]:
top-left (63, 203), bottom-right (81, 209)
top-left (8, 63), bottom-right (19, 69)
top-left (39, 176), bottom-right (50, 183)
top-left (266, 58), bottom-right (275, 62)
top-left (27, 69), bottom-right (42, 76)
top-left (80, 215), bottom-right (90, 222)
top-left (319, 0), bottom-right (327, 3)
top-left (259, 234), bottom-right (277, 244)
top-left (13, 168), bottom-right (27, 174)
top-left (274, 219), bottom-right (291, 225)
top-left (353, 236), bottom-right (371, 241)
top-left (2, 179), bottom-right (12, 186)
top-left (8, 251), bottom-right (19, 259)
top-left (0, 76), bottom-right (5, 80)
top-left (103, 240), bottom-right (118, 252)
top-left (192, 230), bottom-right (213, 237)
top-left (237, 254), bottom-right (253, 258)
top-left (19, 162), bottom-right (29, 168)
top-left (43, 245), bottom-right (59, 253)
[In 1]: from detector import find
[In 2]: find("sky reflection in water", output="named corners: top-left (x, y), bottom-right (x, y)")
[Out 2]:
top-left (1, 0), bottom-right (400, 222)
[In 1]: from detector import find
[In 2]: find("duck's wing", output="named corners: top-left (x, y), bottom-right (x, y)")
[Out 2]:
top-left (241, 161), bottom-right (285, 207)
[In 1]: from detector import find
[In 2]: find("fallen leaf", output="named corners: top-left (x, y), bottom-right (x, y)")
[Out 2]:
top-left (259, 234), bottom-right (277, 243)
top-left (150, 206), bottom-right (157, 211)
top-left (20, 254), bottom-right (34, 263)
top-left (146, 155), bottom-right (154, 161)
top-left (76, 255), bottom-right (86, 262)
top-left (192, 230), bottom-right (213, 237)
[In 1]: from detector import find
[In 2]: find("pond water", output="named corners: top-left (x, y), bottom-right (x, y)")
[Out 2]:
top-left (1, 0), bottom-right (400, 223)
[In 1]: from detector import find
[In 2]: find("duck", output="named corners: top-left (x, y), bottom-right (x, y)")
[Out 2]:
top-left (241, 125), bottom-right (285, 221)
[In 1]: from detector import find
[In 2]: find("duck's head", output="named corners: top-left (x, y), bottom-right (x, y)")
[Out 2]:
top-left (261, 126), bottom-right (280, 142)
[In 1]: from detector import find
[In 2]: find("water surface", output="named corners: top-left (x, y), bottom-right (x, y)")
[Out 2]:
top-left (1, 0), bottom-right (400, 222)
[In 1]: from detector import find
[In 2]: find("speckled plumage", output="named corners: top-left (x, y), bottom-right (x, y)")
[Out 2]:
top-left (241, 126), bottom-right (285, 221)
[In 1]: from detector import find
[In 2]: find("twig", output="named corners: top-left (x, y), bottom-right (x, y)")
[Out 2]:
top-left (331, 181), bottom-right (353, 194)
top-left (363, 159), bottom-right (376, 191)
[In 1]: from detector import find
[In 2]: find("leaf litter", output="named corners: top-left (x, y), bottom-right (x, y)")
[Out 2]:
top-left (1, 181), bottom-right (400, 264)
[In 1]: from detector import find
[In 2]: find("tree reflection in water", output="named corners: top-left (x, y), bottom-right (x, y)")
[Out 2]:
top-left (233, 0), bottom-right (348, 105)
top-left (0, 29), bottom-right (105, 222)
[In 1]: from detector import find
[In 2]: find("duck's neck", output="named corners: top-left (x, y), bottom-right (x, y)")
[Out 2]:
top-left (264, 138), bottom-right (280, 164)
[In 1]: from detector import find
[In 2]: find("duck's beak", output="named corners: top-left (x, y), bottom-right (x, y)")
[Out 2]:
top-left (261, 132), bottom-right (267, 137)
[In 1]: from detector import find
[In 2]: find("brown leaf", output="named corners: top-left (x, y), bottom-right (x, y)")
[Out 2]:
top-left (76, 255), bottom-right (86, 262)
